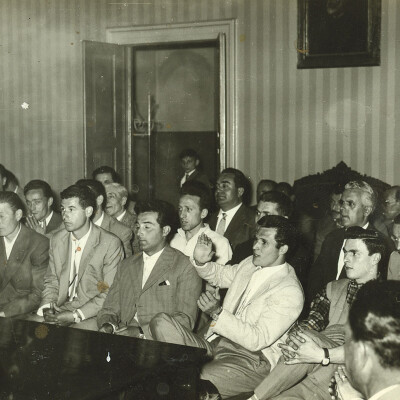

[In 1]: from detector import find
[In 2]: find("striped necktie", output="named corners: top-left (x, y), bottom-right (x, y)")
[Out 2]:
top-left (216, 212), bottom-right (227, 235)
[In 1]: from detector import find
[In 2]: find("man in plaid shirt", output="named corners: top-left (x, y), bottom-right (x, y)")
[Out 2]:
top-left (247, 227), bottom-right (388, 400)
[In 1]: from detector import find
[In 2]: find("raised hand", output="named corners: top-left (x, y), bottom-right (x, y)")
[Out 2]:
top-left (26, 215), bottom-right (46, 235)
top-left (193, 233), bottom-right (215, 265)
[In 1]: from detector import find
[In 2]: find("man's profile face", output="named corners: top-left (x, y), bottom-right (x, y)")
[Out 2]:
top-left (25, 189), bottom-right (52, 221)
top-left (105, 189), bottom-right (125, 217)
top-left (0, 202), bottom-right (21, 238)
top-left (252, 227), bottom-right (283, 268)
top-left (61, 197), bottom-right (90, 233)
top-left (391, 224), bottom-right (400, 251)
top-left (255, 201), bottom-right (281, 223)
top-left (343, 238), bottom-right (377, 283)
top-left (181, 156), bottom-right (198, 174)
top-left (95, 173), bottom-right (114, 185)
top-left (215, 173), bottom-right (242, 211)
top-left (136, 211), bottom-right (168, 255)
top-left (340, 189), bottom-right (368, 228)
top-left (178, 195), bottom-right (206, 233)
top-left (383, 189), bottom-right (400, 221)
top-left (330, 193), bottom-right (342, 221)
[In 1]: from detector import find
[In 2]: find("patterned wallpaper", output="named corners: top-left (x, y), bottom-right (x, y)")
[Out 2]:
top-left (0, 0), bottom-right (398, 197)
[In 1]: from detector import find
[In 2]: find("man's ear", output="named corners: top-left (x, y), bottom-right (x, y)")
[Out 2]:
top-left (201, 209), bottom-right (208, 219)
top-left (279, 244), bottom-right (288, 255)
top-left (371, 252), bottom-right (381, 265)
top-left (238, 187), bottom-right (244, 198)
top-left (85, 206), bottom-right (94, 219)
top-left (195, 159), bottom-right (200, 167)
top-left (121, 196), bottom-right (127, 207)
top-left (363, 205), bottom-right (373, 218)
top-left (162, 225), bottom-right (171, 238)
top-left (15, 209), bottom-right (23, 222)
top-left (48, 197), bottom-right (54, 208)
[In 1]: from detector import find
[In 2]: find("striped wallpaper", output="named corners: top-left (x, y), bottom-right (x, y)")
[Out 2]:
top-left (0, 0), bottom-right (398, 199)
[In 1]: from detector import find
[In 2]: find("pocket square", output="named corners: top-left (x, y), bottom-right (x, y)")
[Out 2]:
top-left (159, 280), bottom-right (171, 286)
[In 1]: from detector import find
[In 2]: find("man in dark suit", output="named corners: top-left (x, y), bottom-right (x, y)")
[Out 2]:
top-left (97, 200), bottom-right (202, 339)
top-left (179, 148), bottom-right (211, 190)
top-left (31, 184), bottom-right (123, 330)
top-left (307, 180), bottom-right (392, 301)
top-left (208, 168), bottom-right (255, 252)
top-left (24, 179), bottom-right (63, 235)
top-left (0, 191), bottom-right (49, 317)
top-left (77, 179), bottom-right (133, 258)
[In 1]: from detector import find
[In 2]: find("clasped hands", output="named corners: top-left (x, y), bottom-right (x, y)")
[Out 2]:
top-left (43, 303), bottom-right (74, 325)
top-left (278, 325), bottom-right (325, 364)
top-left (197, 284), bottom-right (221, 315)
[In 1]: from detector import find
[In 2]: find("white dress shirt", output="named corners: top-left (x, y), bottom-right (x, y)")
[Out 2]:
top-left (93, 211), bottom-right (105, 227)
top-left (170, 223), bottom-right (232, 265)
top-left (215, 203), bottom-right (242, 234)
top-left (4, 224), bottom-right (22, 260)
top-left (369, 384), bottom-right (400, 400)
top-left (116, 210), bottom-right (126, 222)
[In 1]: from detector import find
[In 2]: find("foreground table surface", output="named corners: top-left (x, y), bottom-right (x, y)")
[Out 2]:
top-left (0, 318), bottom-right (206, 400)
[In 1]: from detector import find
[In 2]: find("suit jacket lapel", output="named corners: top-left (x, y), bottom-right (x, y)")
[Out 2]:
top-left (76, 226), bottom-right (99, 285)
top-left (141, 246), bottom-right (174, 293)
top-left (224, 204), bottom-right (245, 238)
top-left (100, 213), bottom-right (111, 231)
top-left (58, 230), bottom-right (72, 304)
top-left (0, 238), bottom-right (7, 278)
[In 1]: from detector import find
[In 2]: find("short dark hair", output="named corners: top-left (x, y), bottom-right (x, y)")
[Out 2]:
top-left (60, 184), bottom-right (97, 212)
top-left (0, 164), bottom-right (6, 179)
top-left (349, 280), bottom-right (400, 369)
top-left (0, 191), bottom-right (25, 213)
top-left (179, 148), bottom-right (200, 161)
top-left (256, 214), bottom-right (297, 252)
top-left (135, 200), bottom-right (178, 243)
top-left (76, 179), bottom-right (106, 210)
top-left (345, 227), bottom-right (388, 280)
top-left (389, 186), bottom-right (400, 202)
top-left (92, 166), bottom-right (120, 183)
top-left (24, 180), bottom-right (53, 199)
top-left (220, 168), bottom-right (249, 192)
top-left (180, 180), bottom-right (211, 211)
top-left (258, 191), bottom-right (293, 218)
top-left (257, 179), bottom-right (277, 192)
top-left (276, 182), bottom-right (294, 198)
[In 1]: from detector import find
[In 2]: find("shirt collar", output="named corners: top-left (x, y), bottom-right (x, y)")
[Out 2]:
top-left (71, 223), bottom-right (92, 248)
top-left (369, 385), bottom-right (400, 400)
top-left (116, 210), bottom-right (126, 221)
top-left (94, 211), bottom-right (105, 227)
top-left (4, 223), bottom-right (22, 246)
top-left (44, 211), bottom-right (54, 226)
top-left (218, 202), bottom-right (242, 218)
top-left (143, 247), bottom-right (165, 262)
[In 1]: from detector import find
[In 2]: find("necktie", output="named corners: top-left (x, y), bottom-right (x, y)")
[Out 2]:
top-left (185, 173), bottom-right (190, 182)
top-left (216, 212), bottom-right (227, 235)
top-left (68, 242), bottom-right (81, 300)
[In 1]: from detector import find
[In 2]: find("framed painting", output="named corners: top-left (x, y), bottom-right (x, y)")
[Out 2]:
top-left (297, 0), bottom-right (381, 69)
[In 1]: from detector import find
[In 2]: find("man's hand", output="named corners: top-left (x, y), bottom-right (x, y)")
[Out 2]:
top-left (329, 366), bottom-right (364, 400)
top-left (43, 303), bottom-right (58, 323)
top-left (279, 329), bottom-right (325, 364)
top-left (99, 323), bottom-right (114, 334)
top-left (197, 287), bottom-right (221, 315)
top-left (193, 234), bottom-right (215, 265)
top-left (26, 215), bottom-right (46, 235)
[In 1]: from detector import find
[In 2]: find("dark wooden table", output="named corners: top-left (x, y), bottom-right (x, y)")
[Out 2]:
top-left (0, 318), bottom-right (206, 400)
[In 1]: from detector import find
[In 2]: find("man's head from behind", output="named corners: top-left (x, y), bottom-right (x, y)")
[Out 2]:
top-left (135, 200), bottom-right (177, 255)
top-left (343, 227), bottom-right (388, 283)
top-left (92, 166), bottom-right (120, 185)
top-left (60, 184), bottom-right (96, 234)
top-left (256, 191), bottom-right (293, 223)
top-left (252, 215), bottom-right (297, 268)
top-left (179, 149), bottom-right (200, 174)
top-left (215, 168), bottom-right (249, 211)
top-left (178, 181), bottom-right (211, 233)
top-left (0, 164), bottom-right (7, 191)
top-left (24, 180), bottom-right (54, 222)
top-left (383, 186), bottom-right (400, 222)
top-left (345, 280), bottom-right (400, 396)
top-left (340, 181), bottom-right (376, 228)
top-left (76, 179), bottom-right (107, 212)
top-left (256, 179), bottom-right (277, 203)
top-left (104, 183), bottom-right (128, 218)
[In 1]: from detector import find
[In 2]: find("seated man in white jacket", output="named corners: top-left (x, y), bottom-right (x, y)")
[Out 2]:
top-left (150, 215), bottom-right (304, 398)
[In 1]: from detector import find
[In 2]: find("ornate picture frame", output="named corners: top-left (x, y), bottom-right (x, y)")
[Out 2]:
top-left (297, 0), bottom-right (381, 69)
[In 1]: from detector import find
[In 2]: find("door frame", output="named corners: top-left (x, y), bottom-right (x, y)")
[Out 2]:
top-left (106, 19), bottom-right (237, 191)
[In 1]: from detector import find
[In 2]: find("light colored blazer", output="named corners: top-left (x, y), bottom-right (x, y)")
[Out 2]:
top-left (0, 224), bottom-right (49, 316)
top-left (101, 212), bottom-right (133, 258)
top-left (40, 224), bottom-right (123, 319)
top-left (195, 256), bottom-right (304, 369)
top-left (97, 245), bottom-right (203, 338)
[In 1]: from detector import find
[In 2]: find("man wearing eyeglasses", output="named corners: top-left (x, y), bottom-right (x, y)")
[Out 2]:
top-left (307, 180), bottom-right (392, 301)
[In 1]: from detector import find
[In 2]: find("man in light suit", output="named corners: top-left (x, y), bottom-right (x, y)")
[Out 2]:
top-left (151, 215), bottom-right (304, 398)
top-left (208, 168), bottom-right (256, 252)
top-left (334, 280), bottom-right (400, 400)
top-left (24, 179), bottom-right (63, 235)
top-left (0, 192), bottom-right (49, 317)
top-left (77, 179), bottom-right (133, 257)
top-left (97, 200), bottom-right (202, 339)
top-left (32, 184), bottom-right (123, 330)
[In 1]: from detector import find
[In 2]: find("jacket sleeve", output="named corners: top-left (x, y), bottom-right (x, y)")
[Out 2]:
top-left (193, 259), bottom-right (243, 288)
top-left (213, 282), bottom-right (304, 352)
top-left (170, 257), bottom-right (203, 330)
top-left (78, 237), bottom-right (123, 319)
top-left (3, 236), bottom-right (49, 317)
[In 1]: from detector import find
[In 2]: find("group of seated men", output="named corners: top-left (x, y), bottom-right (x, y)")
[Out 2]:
top-left (0, 157), bottom-right (399, 400)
